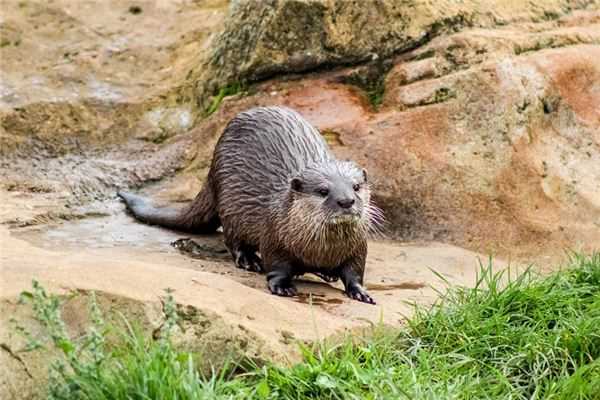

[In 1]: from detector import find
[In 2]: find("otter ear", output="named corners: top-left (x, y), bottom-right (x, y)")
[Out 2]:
top-left (290, 177), bottom-right (303, 192)
top-left (362, 169), bottom-right (368, 183)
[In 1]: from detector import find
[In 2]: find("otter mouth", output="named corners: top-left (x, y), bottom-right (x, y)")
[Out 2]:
top-left (329, 211), bottom-right (361, 224)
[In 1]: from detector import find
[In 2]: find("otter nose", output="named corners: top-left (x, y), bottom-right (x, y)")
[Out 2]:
top-left (337, 198), bottom-right (355, 209)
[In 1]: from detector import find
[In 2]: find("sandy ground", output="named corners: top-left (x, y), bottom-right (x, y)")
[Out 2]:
top-left (0, 196), bottom-right (517, 399)
top-left (1, 186), bottom-right (512, 347)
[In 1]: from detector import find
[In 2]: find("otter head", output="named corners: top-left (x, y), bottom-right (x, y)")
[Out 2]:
top-left (288, 161), bottom-right (371, 228)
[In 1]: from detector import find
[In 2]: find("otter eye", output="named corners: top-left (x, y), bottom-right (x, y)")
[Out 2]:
top-left (317, 188), bottom-right (329, 197)
top-left (353, 184), bottom-right (360, 192)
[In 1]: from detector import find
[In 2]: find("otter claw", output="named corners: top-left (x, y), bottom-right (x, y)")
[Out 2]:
top-left (268, 282), bottom-right (298, 297)
top-left (234, 250), bottom-right (263, 272)
top-left (275, 286), bottom-right (297, 297)
top-left (346, 285), bottom-right (376, 305)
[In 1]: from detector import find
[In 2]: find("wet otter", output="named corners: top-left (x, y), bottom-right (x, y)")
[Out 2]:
top-left (118, 106), bottom-right (383, 304)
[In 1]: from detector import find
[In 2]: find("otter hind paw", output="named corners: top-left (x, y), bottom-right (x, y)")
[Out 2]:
top-left (234, 249), bottom-right (263, 272)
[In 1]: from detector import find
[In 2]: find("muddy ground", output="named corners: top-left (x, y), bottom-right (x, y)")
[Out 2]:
top-left (1, 1), bottom-right (599, 399)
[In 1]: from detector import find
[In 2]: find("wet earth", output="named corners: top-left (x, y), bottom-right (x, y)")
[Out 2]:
top-left (7, 195), bottom-right (496, 315)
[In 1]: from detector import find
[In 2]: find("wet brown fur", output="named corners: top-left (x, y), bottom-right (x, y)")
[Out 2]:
top-left (118, 106), bottom-right (383, 303)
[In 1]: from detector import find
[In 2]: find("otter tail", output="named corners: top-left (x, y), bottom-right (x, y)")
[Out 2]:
top-left (117, 178), bottom-right (220, 234)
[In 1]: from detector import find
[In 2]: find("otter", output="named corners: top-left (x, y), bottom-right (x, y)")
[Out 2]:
top-left (118, 106), bottom-right (383, 304)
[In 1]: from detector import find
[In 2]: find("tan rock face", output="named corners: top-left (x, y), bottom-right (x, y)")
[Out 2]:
top-left (377, 44), bottom-right (600, 254)
top-left (0, 0), bottom-right (229, 154)
top-left (264, 13), bottom-right (600, 257)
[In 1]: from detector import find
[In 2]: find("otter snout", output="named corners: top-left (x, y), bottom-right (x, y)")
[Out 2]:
top-left (332, 196), bottom-right (359, 217)
top-left (337, 198), bottom-right (355, 209)
top-left (331, 196), bottom-right (361, 224)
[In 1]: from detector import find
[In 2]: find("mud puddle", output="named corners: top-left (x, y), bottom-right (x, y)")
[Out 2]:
top-left (9, 204), bottom-right (257, 285)
top-left (366, 282), bottom-right (426, 291)
top-left (294, 292), bottom-right (345, 306)
top-left (12, 212), bottom-right (201, 253)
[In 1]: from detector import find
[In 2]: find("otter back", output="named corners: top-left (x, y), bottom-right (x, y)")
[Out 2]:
top-left (212, 107), bottom-right (332, 245)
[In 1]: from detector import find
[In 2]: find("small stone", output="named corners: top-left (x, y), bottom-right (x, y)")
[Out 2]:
top-left (128, 5), bottom-right (142, 15)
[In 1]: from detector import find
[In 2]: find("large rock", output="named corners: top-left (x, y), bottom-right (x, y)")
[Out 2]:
top-left (372, 44), bottom-right (600, 255)
top-left (0, 0), bottom-right (229, 155)
top-left (260, 11), bottom-right (600, 257)
top-left (1, 1), bottom-right (598, 256)
top-left (191, 0), bottom-right (600, 108)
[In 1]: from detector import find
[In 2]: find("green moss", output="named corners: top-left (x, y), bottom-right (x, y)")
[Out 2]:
top-left (203, 82), bottom-right (246, 117)
top-left (412, 49), bottom-right (436, 61)
top-left (366, 81), bottom-right (386, 108)
top-left (431, 87), bottom-right (455, 103)
top-left (320, 129), bottom-right (343, 146)
top-left (409, 87), bottom-right (456, 108)
top-left (337, 59), bottom-right (393, 110)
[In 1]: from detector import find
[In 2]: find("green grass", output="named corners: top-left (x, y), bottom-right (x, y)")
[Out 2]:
top-left (16, 252), bottom-right (600, 399)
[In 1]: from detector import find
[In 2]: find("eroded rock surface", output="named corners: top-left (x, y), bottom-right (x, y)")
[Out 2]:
top-left (191, 0), bottom-right (600, 108)
top-left (0, 0), bottom-right (228, 155)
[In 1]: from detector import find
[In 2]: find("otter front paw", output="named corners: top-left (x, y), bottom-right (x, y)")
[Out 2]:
top-left (268, 280), bottom-right (298, 297)
top-left (265, 260), bottom-right (297, 297)
top-left (345, 284), bottom-right (376, 305)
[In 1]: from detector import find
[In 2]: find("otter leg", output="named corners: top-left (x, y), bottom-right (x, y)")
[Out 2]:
top-left (231, 243), bottom-right (263, 272)
top-left (261, 248), bottom-right (298, 297)
top-left (340, 256), bottom-right (375, 305)
top-left (224, 234), bottom-right (263, 272)
top-left (266, 262), bottom-right (297, 297)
